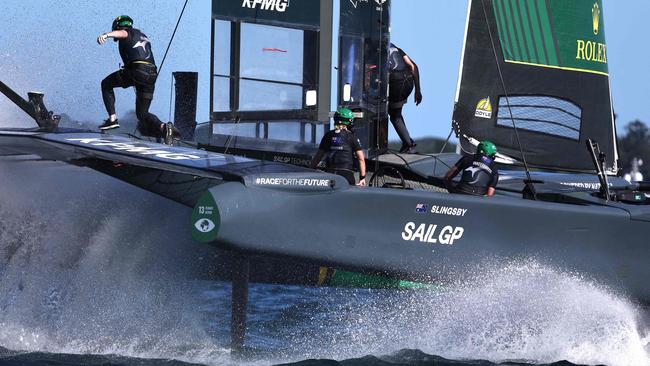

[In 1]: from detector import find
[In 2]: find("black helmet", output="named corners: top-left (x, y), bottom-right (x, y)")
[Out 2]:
top-left (112, 15), bottom-right (133, 31)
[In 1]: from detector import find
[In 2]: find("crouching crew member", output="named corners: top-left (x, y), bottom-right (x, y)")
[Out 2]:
top-left (444, 140), bottom-right (499, 197)
top-left (97, 15), bottom-right (180, 142)
top-left (310, 108), bottom-right (367, 187)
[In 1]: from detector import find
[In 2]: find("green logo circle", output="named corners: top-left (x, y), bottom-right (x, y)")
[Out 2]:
top-left (191, 192), bottom-right (220, 242)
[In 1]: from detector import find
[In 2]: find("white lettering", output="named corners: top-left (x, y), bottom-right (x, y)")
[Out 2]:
top-left (276, 0), bottom-right (288, 11)
top-left (402, 222), bottom-right (415, 240)
top-left (67, 137), bottom-right (107, 144)
top-left (430, 205), bottom-right (468, 217)
top-left (156, 153), bottom-right (202, 160)
top-left (425, 224), bottom-right (438, 243)
top-left (450, 227), bottom-right (464, 244)
top-left (559, 182), bottom-right (609, 190)
top-left (65, 138), bottom-right (203, 161)
top-left (438, 226), bottom-right (463, 245)
top-left (242, 0), bottom-right (289, 12)
top-left (412, 223), bottom-right (426, 242)
top-left (402, 222), bottom-right (465, 245)
top-left (255, 177), bottom-right (331, 187)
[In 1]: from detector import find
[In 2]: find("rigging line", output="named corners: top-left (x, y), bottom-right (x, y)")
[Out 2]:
top-left (158, 0), bottom-right (190, 73)
top-left (433, 128), bottom-right (454, 176)
top-left (480, 0), bottom-right (535, 188)
top-left (223, 116), bottom-right (241, 155)
top-left (373, 3), bottom-right (385, 175)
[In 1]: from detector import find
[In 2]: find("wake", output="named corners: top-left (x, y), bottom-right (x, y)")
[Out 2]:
top-left (288, 261), bottom-right (650, 366)
top-left (0, 159), bottom-right (228, 365)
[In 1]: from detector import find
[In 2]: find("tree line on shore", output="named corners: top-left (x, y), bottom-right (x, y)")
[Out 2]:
top-left (618, 120), bottom-right (649, 178)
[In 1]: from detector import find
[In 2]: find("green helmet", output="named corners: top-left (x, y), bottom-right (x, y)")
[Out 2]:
top-left (333, 107), bottom-right (354, 126)
top-left (112, 15), bottom-right (133, 31)
top-left (477, 140), bottom-right (497, 158)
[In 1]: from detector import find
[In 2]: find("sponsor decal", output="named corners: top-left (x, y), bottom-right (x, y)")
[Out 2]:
top-left (255, 177), bottom-right (331, 187)
top-left (66, 138), bottom-right (203, 161)
top-left (241, 0), bottom-right (289, 13)
top-left (576, 3), bottom-right (606, 64)
top-left (560, 181), bottom-right (613, 190)
top-left (194, 218), bottom-right (216, 233)
top-left (430, 205), bottom-right (468, 217)
top-left (349, 0), bottom-right (368, 9)
top-left (191, 192), bottom-right (221, 243)
top-left (474, 97), bottom-right (492, 119)
top-left (575, 40), bottom-right (606, 64)
top-left (350, 0), bottom-right (384, 11)
top-left (401, 222), bottom-right (464, 245)
top-left (592, 3), bottom-right (600, 35)
top-left (415, 203), bottom-right (428, 213)
top-left (272, 155), bottom-right (312, 167)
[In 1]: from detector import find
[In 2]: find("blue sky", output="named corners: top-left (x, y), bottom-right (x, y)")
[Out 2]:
top-left (0, 0), bottom-right (648, 141)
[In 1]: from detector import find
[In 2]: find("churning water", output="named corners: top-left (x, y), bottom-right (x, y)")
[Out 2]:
top-left (0, 158), bottom-right (649, 366)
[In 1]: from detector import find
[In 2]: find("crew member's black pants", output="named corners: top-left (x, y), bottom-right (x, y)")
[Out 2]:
top-left (388, 71), bottom-right (415, 148)
top-left (450, 183), bottom-right (487, 196)
top-left (101, 63), bottom-right (164, 137)
top-left (327, 167), bottom-right (356, 185)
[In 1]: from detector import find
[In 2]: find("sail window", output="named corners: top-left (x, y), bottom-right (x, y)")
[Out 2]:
top-left (496, 96), bottom-right (582, 140)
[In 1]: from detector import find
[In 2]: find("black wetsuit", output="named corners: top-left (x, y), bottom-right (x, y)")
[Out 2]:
top-left (101, 28), bottom-right (164, 137)
top-left (318, 129), bottom-right (363, 185)
top-left (388, 43), bottom-right (415, 149)
top-left (452, 155), bottom-right (499, 196)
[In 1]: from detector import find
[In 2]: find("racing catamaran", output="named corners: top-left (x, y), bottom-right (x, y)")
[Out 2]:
top-left (1, 0), bottom-right (649, 351)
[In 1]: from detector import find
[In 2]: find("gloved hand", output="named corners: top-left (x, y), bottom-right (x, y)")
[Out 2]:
top-left (97, 33), bottom-right (109, 45)
top-left (415, 90), bottom-right (423, 105)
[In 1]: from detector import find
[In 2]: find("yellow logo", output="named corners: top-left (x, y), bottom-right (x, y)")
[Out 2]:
top-left (474, 97), bottom-right (492, 119)
top-left (576, 3), bottom-right (606, 64)
top-left (592, 3), bottom-right (600, 35)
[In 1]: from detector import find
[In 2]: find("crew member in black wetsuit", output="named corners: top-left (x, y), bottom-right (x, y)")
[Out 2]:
top-left (310, 107), bottom-right (367, 187)
top-left (97, 15), bottom-right (179, 142)
top-left (388, 43), bottom-right (422, 154)
top-left (444, 140), bottom-right (499, 197)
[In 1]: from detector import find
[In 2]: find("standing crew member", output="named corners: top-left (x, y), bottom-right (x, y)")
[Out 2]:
top-left (444, 140), bottom-right (499, 197)
top-left (388, 43), bottom-right (422, 154)
top-left (311, 108), bottom-right (367, 187)
top-left (97, 15), bottom-right (179, 142)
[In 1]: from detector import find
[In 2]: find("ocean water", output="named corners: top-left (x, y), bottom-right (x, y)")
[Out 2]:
top-left (0, 158), bottom-right (649, 366)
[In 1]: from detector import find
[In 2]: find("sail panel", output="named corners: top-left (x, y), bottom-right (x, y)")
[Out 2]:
top-left (493, 0), bottom-right (608, 75)
top-left (453, 0), bottom-right (617, 172)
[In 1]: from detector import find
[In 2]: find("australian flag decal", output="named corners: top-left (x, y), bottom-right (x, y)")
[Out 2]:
top-left (415, 203), bottom-right (428, 213)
